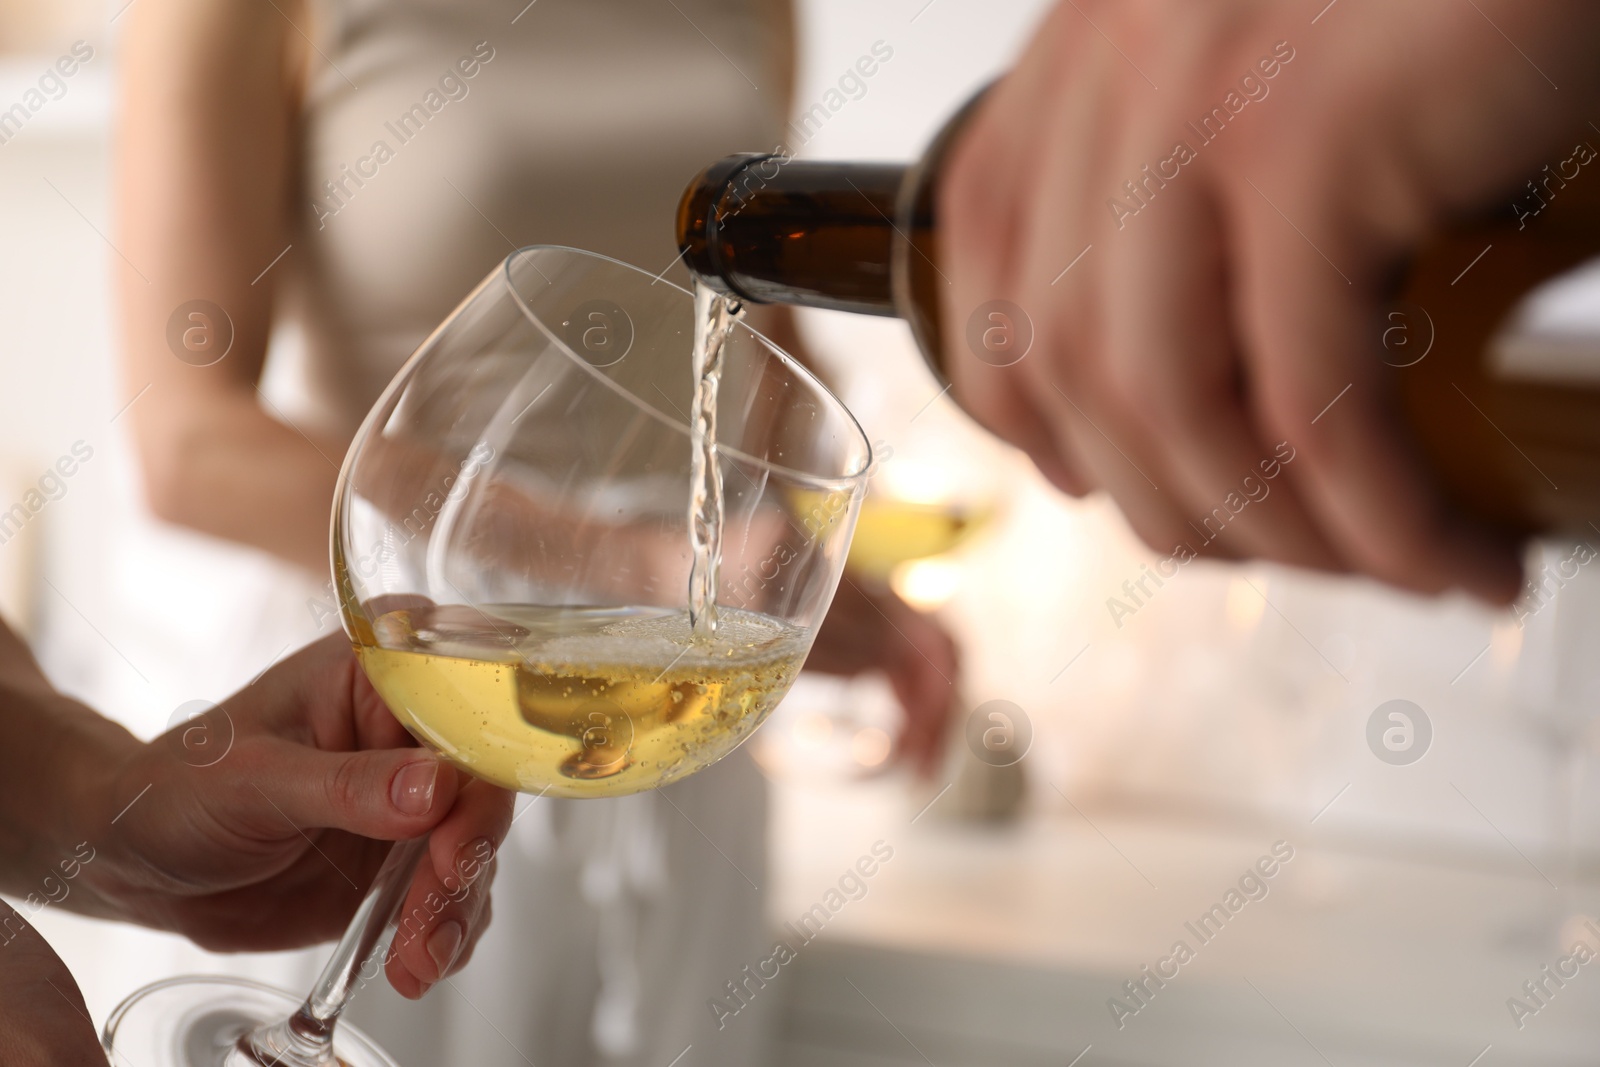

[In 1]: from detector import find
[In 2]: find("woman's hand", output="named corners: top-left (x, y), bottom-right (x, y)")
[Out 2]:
top-left (941, 0), bottom-right (1600, 602)
top-left (807, 580), bottom-right (960, 776)
top-left (30, 634), bottom-right (512, 999)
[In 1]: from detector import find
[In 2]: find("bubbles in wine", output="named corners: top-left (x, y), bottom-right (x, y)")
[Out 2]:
top-left (356, 603), bottom-right (807, 797)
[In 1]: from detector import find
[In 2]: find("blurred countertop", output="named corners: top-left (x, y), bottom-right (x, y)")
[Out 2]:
top-left (768, 774), bottom-right (1600, 1066)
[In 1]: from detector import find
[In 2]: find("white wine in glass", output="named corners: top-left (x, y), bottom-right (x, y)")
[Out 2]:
top-left (102, 246), bottom-right (870, 1066)
top-left (355, 602), bottom-right (811, 797)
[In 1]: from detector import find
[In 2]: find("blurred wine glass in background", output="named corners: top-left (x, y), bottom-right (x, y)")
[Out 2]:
top-left (757, 311), bottom-right (1009, 781)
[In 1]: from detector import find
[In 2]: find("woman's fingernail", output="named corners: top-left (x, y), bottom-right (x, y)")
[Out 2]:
top-left (391, 761), bottom-right (439, 816)
top-left (427, 920), bottom-right (465, 977)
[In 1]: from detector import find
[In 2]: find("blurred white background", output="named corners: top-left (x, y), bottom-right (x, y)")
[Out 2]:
top-left (3, 0), bottom-right (1599, 1064)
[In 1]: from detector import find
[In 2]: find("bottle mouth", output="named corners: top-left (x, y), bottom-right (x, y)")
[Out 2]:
top-left (500, 244), bottom-right (872, 491)
top-left (676, 152), bottom-right (780, 307)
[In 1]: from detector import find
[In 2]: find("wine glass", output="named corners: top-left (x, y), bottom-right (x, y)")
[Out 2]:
top-left (101, 245), bottom-right (871, 1065)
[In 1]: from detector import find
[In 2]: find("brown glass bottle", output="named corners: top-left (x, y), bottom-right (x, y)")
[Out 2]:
top-left (676, 93), bottom-right (978, 386)
top-left (677, 110), bottom-right (1600, 537)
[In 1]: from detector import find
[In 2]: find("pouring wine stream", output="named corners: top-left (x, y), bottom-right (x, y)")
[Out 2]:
top-left (687, 279), bottom-right (744, 638)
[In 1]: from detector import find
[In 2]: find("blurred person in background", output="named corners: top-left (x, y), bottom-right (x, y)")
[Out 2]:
top-left (0, 630), bottom-right (510, 1064)
top-left (115, 1), bottom-right (956, 1065)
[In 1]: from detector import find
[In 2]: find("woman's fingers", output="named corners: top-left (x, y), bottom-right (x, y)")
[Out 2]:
top-left (882, 607), bottom-right (959, 777)
top-left (385, 830), bottom-right (500, 997)
top-left (217, 741), bottom-right (464, 846)
top-left (382, 777), bottom-right (512, 995)
top-left (805, 580), bottom-right (959, 775)
top-left (224, 633), bottom-right (413, 753)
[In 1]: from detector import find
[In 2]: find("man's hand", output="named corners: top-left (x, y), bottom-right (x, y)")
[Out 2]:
top-left (940, 0), bottom-right (1600, 602)
top-left (9, 632), bottom-right (511, 1000)
top-left (0, 902), bottom-right (105, 1065)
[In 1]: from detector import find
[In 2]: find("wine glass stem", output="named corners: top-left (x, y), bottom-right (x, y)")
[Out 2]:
top-left (239, 836), bottom-right (429, 1066)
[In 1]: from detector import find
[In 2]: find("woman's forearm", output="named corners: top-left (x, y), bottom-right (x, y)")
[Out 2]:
top-left (117, 0), bottom-right (323, 570)
top-left (138, 390), bottom-right (343, 574)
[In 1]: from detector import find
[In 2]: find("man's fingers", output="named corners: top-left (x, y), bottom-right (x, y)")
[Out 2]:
top-left (939, 8), bottom-right (1085, 469)
top-left (940, 1), bottom-right (1075, 298)
top-left (1103, 167), bottom-right (1343, 571)
top-left (1237, 207), bottom-right (1521, 600)
top-left (984, 383), bottom-right (1096, 498)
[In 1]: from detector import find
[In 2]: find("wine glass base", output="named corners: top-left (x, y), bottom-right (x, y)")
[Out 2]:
top-left (103, 976), bottom-right (401, 1067)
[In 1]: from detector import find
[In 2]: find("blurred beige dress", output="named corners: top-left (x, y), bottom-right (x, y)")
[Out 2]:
top-left (275, 1), bottom-right (794, 1063)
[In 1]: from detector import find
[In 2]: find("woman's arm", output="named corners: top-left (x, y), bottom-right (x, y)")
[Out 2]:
top-left (0, 905), bottom-right (104, 1066)
top-left (0, 617), bottom-right (138, 901)
top-left (118, 0), bottom-right (339, 572)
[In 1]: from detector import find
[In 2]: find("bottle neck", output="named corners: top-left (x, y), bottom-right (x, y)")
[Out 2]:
top-left (677, 90), bottom-right (989, 384)
top-left (678, 156), bottom-right (911, 317)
